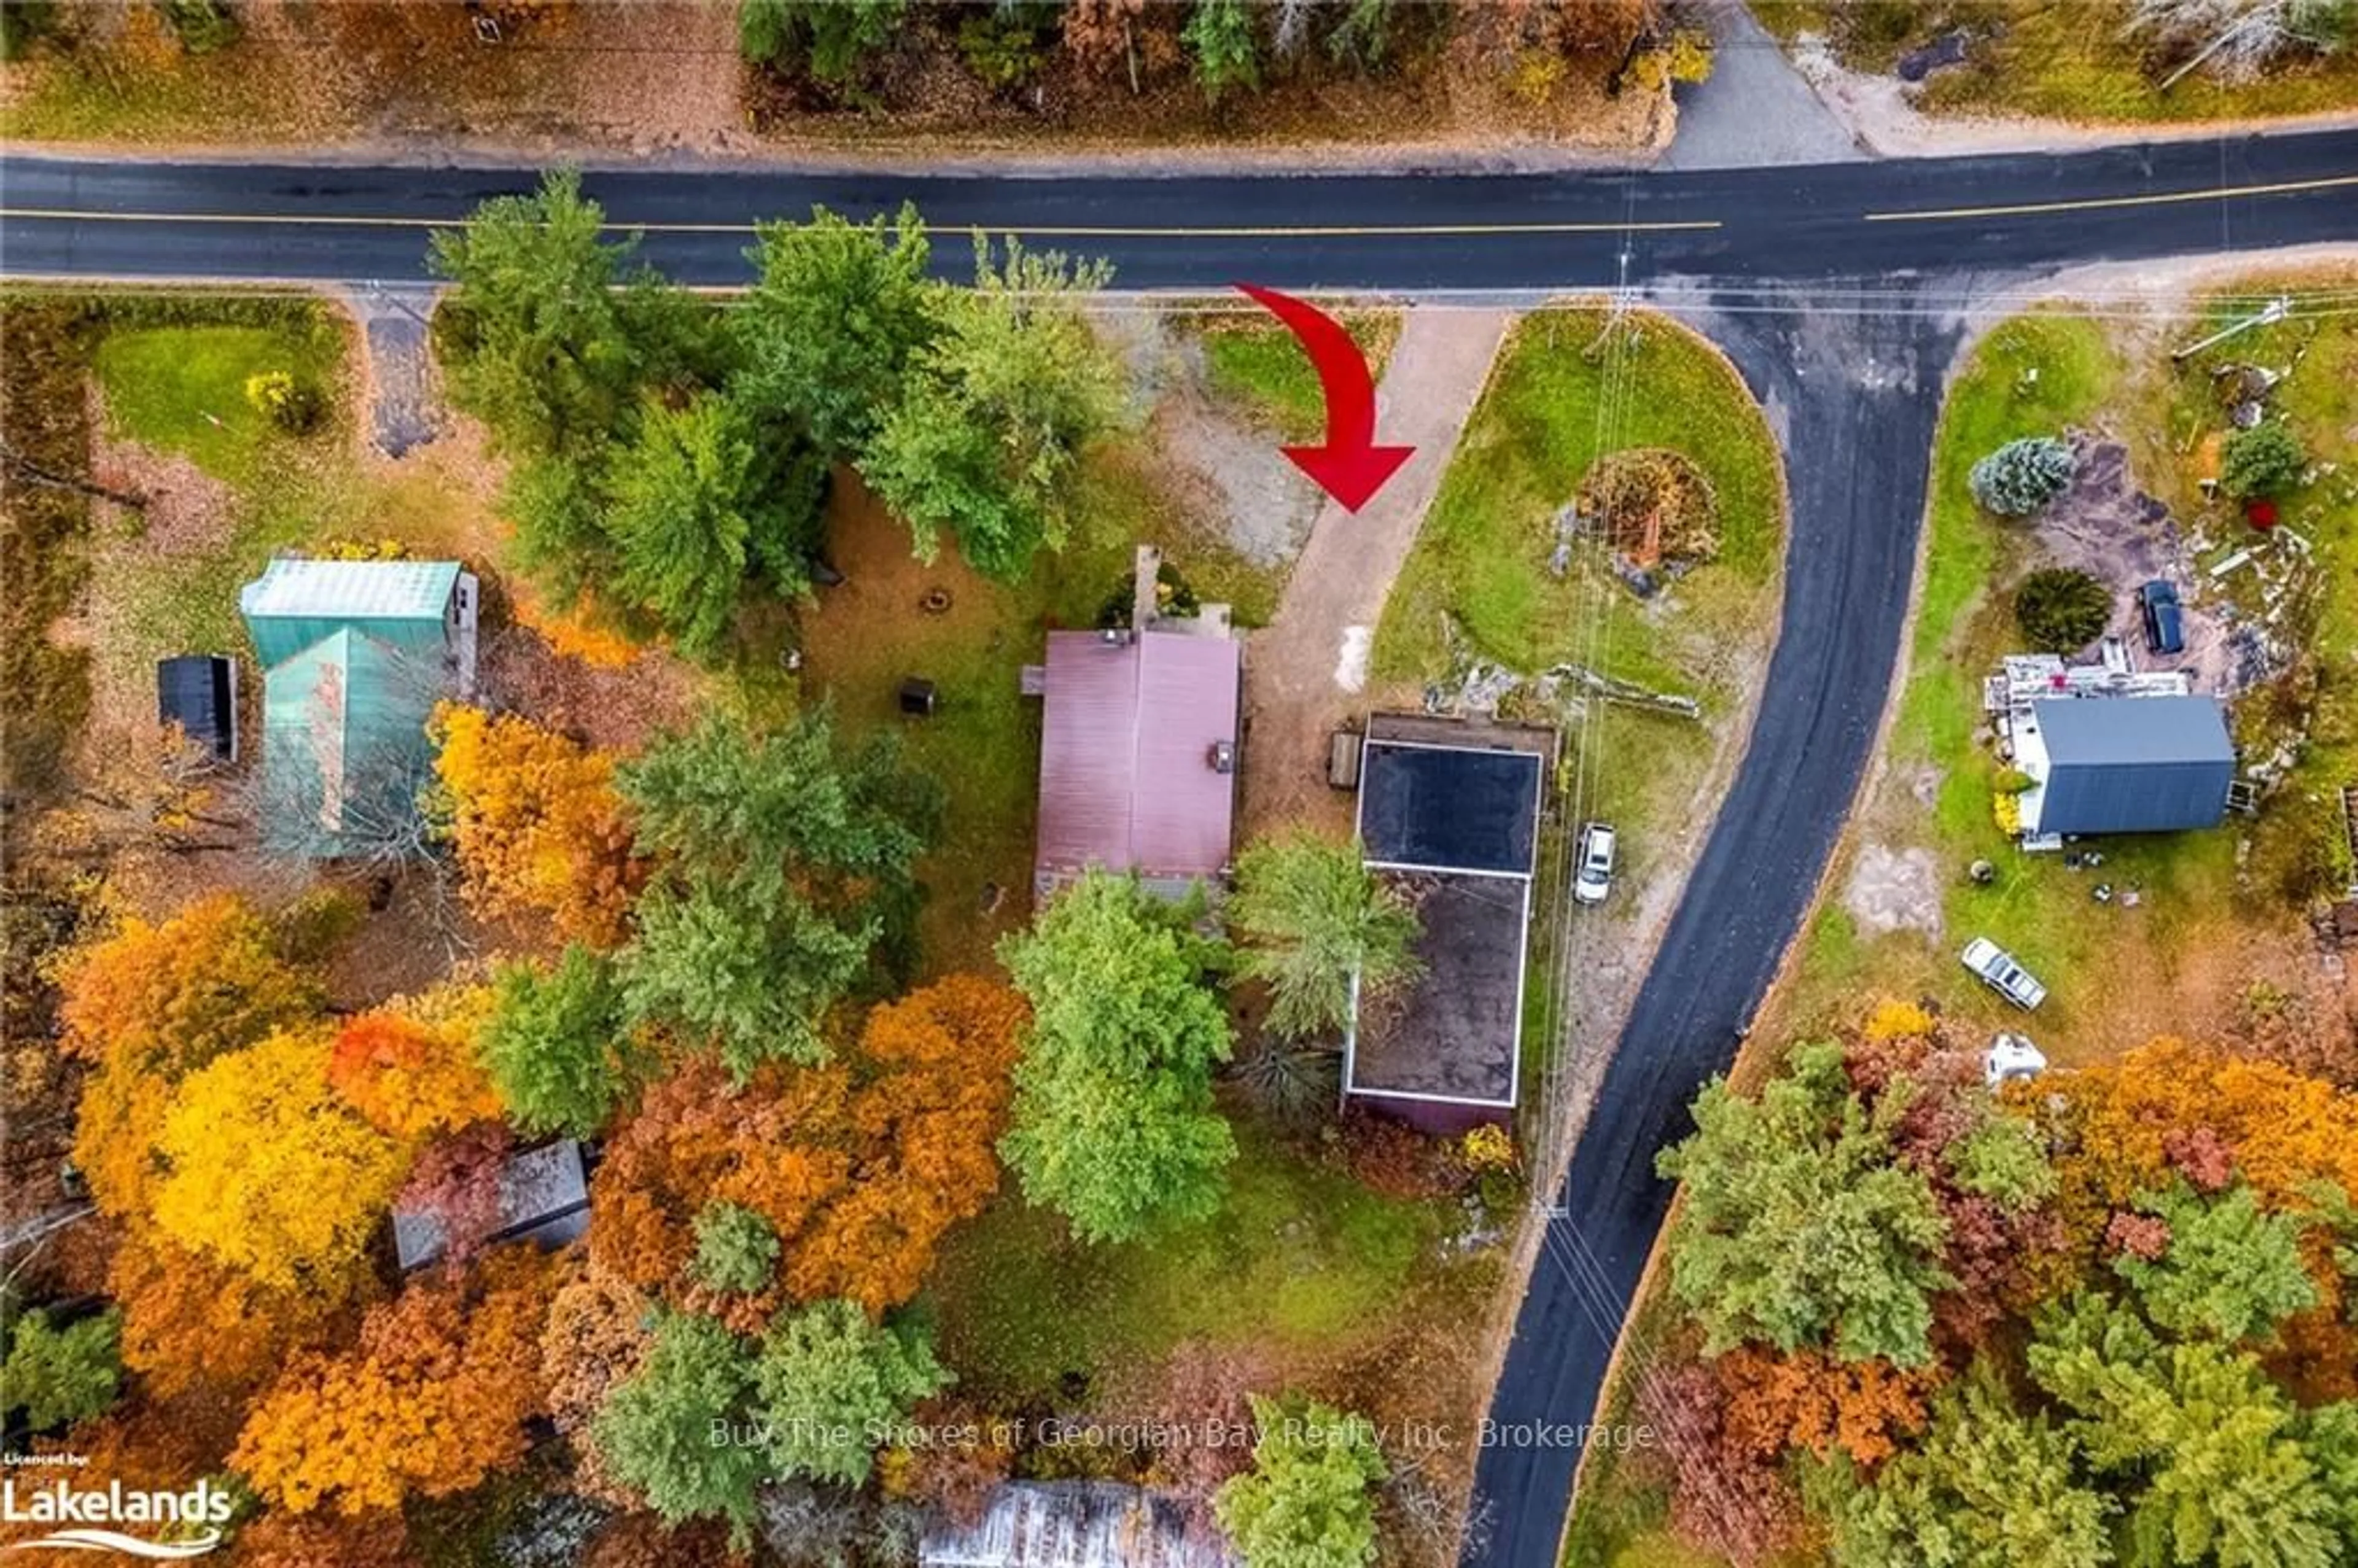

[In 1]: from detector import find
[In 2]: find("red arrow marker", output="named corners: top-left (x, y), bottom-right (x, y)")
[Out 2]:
top-left (1234, 283), bottom-right (1414, 513)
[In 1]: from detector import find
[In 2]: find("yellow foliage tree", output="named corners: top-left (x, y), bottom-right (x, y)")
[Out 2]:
top-left (151, 1030), bottom-right (411, 1298)
top-left (61, 894), bottom-right (321, 1217)
top-left (430, 704), bottom-right (641, 947)
top-left (327, 981), bottom-right (502, 1141)
top-left (233, 1250), bottom-right (556, 1515)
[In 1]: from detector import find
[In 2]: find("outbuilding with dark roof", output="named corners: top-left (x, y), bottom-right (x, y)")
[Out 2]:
top-left (2025, 695), bottom-right (2234, 837)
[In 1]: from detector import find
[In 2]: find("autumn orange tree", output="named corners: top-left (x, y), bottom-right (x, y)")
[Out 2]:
top-left (327, 980), bottom-right (503, 1141)
top-left (106, 1232), bottom-right (354, 1402)
top-left (234, 1249), bottom-right (557, 1515)
top-left (152, 1029), bottom-right (412, 1300)
top-left (590, 974), bottom-right (1022, 1322)
top-left (430, 702), bottom-right (640, 947)
top-left (61, 895), bottom-right (322, 1217)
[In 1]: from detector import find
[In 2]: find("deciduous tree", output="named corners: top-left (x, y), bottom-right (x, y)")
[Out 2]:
top-left (61, 895), bottom-right (321, 1214)
top-left (998, 871), bottom-right (1235, 1244)
top-left (106, 1233), bottom-right (345, 1400)
top-left (234, 1251), bottom-right (556, 1515)
top-left (591, 974), bottom-right (1021, 1320)
top-left (1229, 831), bottom-right (1420, 1041)
top-left (1213, 1395), bottom-right (1387, 1568)
top-left (327, 982), bottom-right (502, 1141)
top-left (429, 704), bottom-right (640, 947)
top-left (152, 1029), bottom-right (411, 1298)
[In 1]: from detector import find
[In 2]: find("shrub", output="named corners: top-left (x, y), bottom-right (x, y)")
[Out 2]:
top-left (2012, 567), bottom-right (2111, 653)
top-left (1, 1307), bottom-right (122, 1432)
top-left (1969, 437), bottom-right (2074, 516)
top-left (157, 0), bottom-right (239, 53)
top-left (2220, 422), bottom-right (2306, 499)
top-left (243, 370), bottom-right (322, 435)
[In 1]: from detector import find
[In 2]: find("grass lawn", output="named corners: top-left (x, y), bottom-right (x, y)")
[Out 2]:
top-left (1196, 309), bottom-right (1402, 444)
top-left (1754, 0), bottom-right (2358, 123)
top-left (926, 1113), bottom-right (1466, 1405)
top-left (1373, 306), bottom-right (1783, 691)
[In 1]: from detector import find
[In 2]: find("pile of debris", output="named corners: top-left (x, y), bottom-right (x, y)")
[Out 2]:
top-left (1549, 446), bottom-right (1719, 599)
top-left (1421, 616), bottom-right (1700, 722)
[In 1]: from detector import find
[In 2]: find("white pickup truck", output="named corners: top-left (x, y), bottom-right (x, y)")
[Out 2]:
top-left (1961, 937), bottom-right (2047, 1011)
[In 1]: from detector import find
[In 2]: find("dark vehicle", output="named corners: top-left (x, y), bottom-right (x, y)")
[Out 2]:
top-left (2139, 579), bottom-right (2185, 655)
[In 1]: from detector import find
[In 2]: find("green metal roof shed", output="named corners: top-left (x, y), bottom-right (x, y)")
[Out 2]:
top-left (239, 558), bottom-right (477, 859)
top-left (240, 559), bottom-right (462, 668)
top-left (258, 627), bottom-right (442, 856)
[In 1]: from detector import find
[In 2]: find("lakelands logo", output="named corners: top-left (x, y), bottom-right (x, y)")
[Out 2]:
top-left (1, 1478), bottom-right (232, 1559)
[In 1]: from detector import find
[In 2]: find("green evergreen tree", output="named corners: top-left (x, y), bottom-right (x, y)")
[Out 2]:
top-left (1824, 1367), bottom-right (2112, 1568)
top-left (2029, 1294), bottom-right (2346, 1568)
top-left (617, 712), bottom-right (939, 1078)
top-left (691, 1201), bottom-right (783, 1295)
top-left (2112, 1182), bottom-right (2318, 1343)
top-left (429, 169), bottom-right (720, 459)
top-left (1656, 1041), bottom-right (1953, 1364)
top-left (605, 393), bottom-right (825, 662)
top-left (1213, 1395), bottom-right (1388, 1568)
top-left (1183, 0), bottom-right (1263, 100)
top-left (749, 1300), bottom-right (951, 1486)
top-left (860, 239), bottom-right (1125, 582)
top-left (739, 0), bottom-right (908, 83)
top-left (478, 947), bottom-right (644, 1139)
top-left (736, 203), bottom-right (938, 456)
top-left (1967, 435), bottom-right (2074, 517)
top-left (1, 1308), bottom-right (122, 1433)
top-left (589, 1311), bottom-right (765, 1545)
top-left (2221, 421), bottom-right (2308, 499)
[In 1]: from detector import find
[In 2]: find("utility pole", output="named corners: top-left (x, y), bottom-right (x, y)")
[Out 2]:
top-left (2171, 295), bottom-right (2290, 362)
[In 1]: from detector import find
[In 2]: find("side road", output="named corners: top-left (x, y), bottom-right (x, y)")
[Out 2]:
top-left (1464, 291), bottom-right (1958, 1568)
top-left (1239, 305), bottom-right (1515, 834)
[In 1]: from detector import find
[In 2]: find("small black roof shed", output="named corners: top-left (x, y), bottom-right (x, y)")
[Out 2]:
top-left (2031, 696), bottom-right (2234, 836)
top-left (156, 655), bottom-right (238, 762)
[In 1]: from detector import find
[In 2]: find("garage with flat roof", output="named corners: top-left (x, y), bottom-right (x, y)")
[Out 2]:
top-left (1346, 716), bottom-right (1555, 1127)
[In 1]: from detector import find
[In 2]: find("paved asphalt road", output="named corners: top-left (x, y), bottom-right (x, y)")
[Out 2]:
top-left (4, 131), bottom-right (2356, 1568)
top-left (2, 130), bottom-right (2356, 288)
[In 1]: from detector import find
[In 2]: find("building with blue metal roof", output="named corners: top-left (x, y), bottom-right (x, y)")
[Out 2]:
top-left (2020, 694), bottom-right (2235, 838)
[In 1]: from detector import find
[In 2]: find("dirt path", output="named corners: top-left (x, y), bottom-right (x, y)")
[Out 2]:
top-left (1240, 306), bottom-right (1516, 835)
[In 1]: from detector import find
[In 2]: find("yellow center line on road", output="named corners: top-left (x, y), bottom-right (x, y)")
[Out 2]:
top-left (0, 206), bottom-right (1722, 238)
top-left (1863, 171), bottom-right (2358, 223)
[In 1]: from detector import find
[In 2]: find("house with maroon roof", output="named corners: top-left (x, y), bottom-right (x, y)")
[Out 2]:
top-left (1029, 548), bottom-right (1242, 901)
